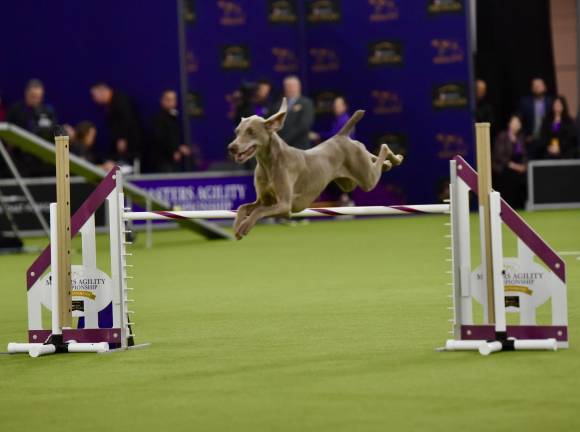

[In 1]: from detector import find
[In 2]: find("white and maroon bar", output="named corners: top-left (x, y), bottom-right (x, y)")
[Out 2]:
top-left (123, 204), bottom-right (450, 221)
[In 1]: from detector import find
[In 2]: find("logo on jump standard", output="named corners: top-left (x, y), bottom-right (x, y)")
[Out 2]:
top-left (268, 0), bottom-right (298, 24)
top-left (307, 0), bottom-right (341, 23)
top-left (432, 83), bottom-right (468, 109)
top-left (428, 0), bottom-right (463, 14)
top-left (272, 47), bottom-right (299, 73)
top-left (218, 0), bottom-right (246, 26)
top-left (221, 45), bottom-right (251, 70)
top-left (432, 39), bottom-right (464, 64)
top-left (371, 90), bottom-right (403, 115)
top-left (368, 41), bottom-right (403, 66)
top-left (369, 0), bottom-right (399, 22)
top-left (310, 48), bottom-right (340, 73)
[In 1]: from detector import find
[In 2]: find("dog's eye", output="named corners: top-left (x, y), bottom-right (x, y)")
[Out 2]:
top-left (247, 128), bottom-right (254, 136)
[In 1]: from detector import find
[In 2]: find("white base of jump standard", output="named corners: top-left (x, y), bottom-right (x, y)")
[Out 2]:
top-left (443, 338), bottom-right (558, 356)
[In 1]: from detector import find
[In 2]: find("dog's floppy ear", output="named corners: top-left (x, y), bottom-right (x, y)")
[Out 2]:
top-left (264, 98), bottom-right (288, 132)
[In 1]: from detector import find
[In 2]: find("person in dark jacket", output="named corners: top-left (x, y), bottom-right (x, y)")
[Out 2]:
top-left (151, 90), bottom-right (194, 172)
top-left (7, 79), bottom-right (57, 142)
top-left (276, 75), bottom-right (315, 150)
top-left (492, 114), bottom-right (528, 209)
top-left (6, 79), bottom-right (57, 176)
top-left (71, 121), bottom-right (100, 165)
top-left (538, 96), bottom-right (578, 159)
top-left (518, 78), bottom-right (553, 142)
top-left (90, 82), bottom-right (141, 164)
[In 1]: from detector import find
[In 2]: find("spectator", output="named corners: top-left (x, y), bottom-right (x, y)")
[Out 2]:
top-left (475, 79), bottom-right (494, 126)
top-left (276, 75), bottom-right (315, 150)
top-left (538, 96), bottom-right (578, 159)
top-left (254, 79), bottom-right (275, 117)
top-left (90, 82), bottom-right (141, 165)
top-left (71, 121), bottom-right (99, 165)
top-left (7, 79), bottom-right (57, 141)
top-left (234, 79), bottom-right (275, 122)
top-left (151, 90), bottom-right (194, 172)
top-left (492, 115), bottom-right (528, 209)
top-left (518, 78), bottom-right (553, 142)
top-left (311, 96), bottom-right (354, 145)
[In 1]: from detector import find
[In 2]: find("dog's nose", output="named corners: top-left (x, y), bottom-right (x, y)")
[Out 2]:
top-left (228, 143), bottom-right (238, 155)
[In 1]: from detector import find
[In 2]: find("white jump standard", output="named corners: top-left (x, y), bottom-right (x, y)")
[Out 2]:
top-left (443, 123), bottom-right (567, 355)
top-left (8, 131), bottom-right (141, 357)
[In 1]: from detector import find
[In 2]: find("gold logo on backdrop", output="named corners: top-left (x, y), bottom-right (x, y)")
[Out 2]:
top-left (186, 50), bottom-right (199, 73)
top-left (272, 47), bottom-right (299, 73)
top-left (269, 0), bottom-right (298, 23)
top-left (183, 0), bottom-right (196, 23)
top-left (314, 91), bottom-right (340, 114)
top-left (372, 90), bottom-right (403, 115)
top-left (225, 91), bottom-right (238, 120)
top-left (221, 45), bottom-right (251, 70)
top-left (307, 0), bottom-right (341, 23)
top-left (218, 0), bottom-right (246, 26)
top-left (369, 0), bottom-right (399, 22)
top-left (310, 48), bottom-right (340, 73)
top-left (436, 133), bottom-right (468, 158)
top-left (432, 83), bottom-right (468, 109)
top-left (368, 41), bottom-right (403, 66)
top-left (376, 132), bottom-right (408, 156)
top-left (432, 39), bottom-right (464, 64)
top-left (186, 92), bottom-right (204, 117)
top-left (427, 0), bottom-right (463, 14)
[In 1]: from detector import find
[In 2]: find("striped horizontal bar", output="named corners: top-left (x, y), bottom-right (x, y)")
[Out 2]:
top-left (123, 204), bottom-right (450, 221)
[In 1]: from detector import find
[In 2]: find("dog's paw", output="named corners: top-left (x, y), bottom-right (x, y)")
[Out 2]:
top-left (235, 218), bottom-right (255, 239)
top-left (382, 160), bottom-right (393, 172)
top-left (392, 154), bottom-right (404, 166)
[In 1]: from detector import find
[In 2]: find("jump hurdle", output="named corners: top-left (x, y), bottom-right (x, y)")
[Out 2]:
top-left (444, 123), bottom-right (567, 355)
top-left (6, 123), bottom-right (567, 358)
top-left (8, 131), bottom-right (142, 357)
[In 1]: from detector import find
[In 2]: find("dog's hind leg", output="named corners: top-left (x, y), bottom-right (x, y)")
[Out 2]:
top-left (334, 177), bottom-right (357, 192)
top-left (370, 144), bottom-right (403, 169)
top-left (347, 142), bottom-right (390, 192)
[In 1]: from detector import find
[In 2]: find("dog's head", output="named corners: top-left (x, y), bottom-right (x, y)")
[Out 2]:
top-left (228, 98), bottom-right (288, 163)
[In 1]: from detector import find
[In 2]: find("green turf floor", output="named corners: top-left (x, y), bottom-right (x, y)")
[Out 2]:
top-left (1, 210), bottom-right (579, 431)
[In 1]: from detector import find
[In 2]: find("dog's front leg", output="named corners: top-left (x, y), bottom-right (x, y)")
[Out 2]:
top-left (235, 201), bottom-right (291, 239)
top-left (236, 174), bottom-right (292, 240)
top-left (233, 200), bottom-right (260, 232)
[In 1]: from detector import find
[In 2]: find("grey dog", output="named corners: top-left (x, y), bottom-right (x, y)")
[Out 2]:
top-left (227, 98), bottom-right (403, 239)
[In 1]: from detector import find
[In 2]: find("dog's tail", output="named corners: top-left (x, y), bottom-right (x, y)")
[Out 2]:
top-left (337, 110), bottom-right (365, 136)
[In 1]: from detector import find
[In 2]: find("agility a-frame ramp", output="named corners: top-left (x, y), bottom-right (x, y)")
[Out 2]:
top-left (0, 122), bottom-right (232, 240)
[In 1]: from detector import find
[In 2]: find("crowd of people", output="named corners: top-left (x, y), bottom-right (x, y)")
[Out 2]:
top-left (0, 79), bottom-right (195, 176)
top-left (0, 75), bottom-right (355, 178)
top-left (2, 75), bottom-right (577, 208)
top-left (476, 77), bottom-right (579, 208)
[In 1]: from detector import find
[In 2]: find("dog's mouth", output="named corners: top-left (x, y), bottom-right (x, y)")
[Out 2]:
top-left (233, 145), bottom-right (257, 163)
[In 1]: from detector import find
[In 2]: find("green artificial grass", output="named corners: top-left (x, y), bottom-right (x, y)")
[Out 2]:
top-left (1, 210), bottom-right (579, 431)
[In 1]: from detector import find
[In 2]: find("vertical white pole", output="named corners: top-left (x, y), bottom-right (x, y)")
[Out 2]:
top-left (108, 171), bottom-right (128, 348)
top-left (80, 215), bottom-right (97, 269)
top-left (489, 191), bottom-right (506, 333)
top-left (146, 195), bottom-right (153, 249)
top-left (49, 203), bottom-right (61, 336)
